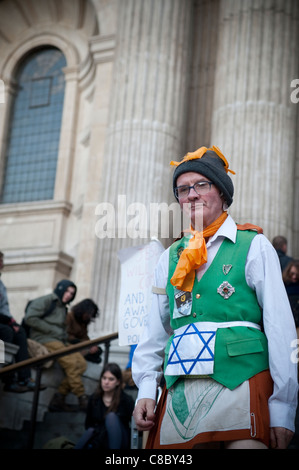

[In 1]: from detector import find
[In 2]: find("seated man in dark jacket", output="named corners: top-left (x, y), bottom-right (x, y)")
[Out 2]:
top-left (0, 251), bottom-right (42, 393)
top-left (25, 279), bottom-right (88, 411)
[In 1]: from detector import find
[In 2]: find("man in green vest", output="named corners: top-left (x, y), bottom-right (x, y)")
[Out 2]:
top-left (132, 146), bottom-right (298, 449)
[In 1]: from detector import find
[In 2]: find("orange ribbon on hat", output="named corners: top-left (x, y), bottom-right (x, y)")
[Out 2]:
top-left (170, 146), bottom-right (236, 175)
top-left (170, 211), bottom-right (228, 292)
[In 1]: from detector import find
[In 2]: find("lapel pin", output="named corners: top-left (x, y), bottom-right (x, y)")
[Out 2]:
top-left (217, 281), bottom-right (235, 299)
top-left (222, 264), bottom-right (232, 275)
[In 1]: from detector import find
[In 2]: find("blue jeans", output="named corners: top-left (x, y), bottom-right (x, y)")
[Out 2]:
top-left (105, 412), bottom-right (129, 449)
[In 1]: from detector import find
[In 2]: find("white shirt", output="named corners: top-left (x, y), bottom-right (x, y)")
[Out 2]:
top-left (132, 215), bottom-right (298, 432)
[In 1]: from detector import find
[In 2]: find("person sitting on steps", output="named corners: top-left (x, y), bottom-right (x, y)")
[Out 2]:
top-left (0, 251), bottom-right (45, 393)
top-left (25, 279), bottom-right (89, 411)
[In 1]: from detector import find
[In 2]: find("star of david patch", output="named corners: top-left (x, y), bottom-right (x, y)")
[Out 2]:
top-left (165, 323), bottom-right (216, 376)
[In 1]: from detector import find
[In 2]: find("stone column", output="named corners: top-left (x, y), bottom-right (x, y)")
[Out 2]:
top-left (92, 0), bottom-right (193, 334)
top-left (186, 0), bottom-right (220, 149)
top-left (211, 0), bottom-right (299, 245)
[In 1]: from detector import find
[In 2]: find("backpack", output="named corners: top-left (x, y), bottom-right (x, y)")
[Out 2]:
top-left (21, 298), bottom-right (58, 337)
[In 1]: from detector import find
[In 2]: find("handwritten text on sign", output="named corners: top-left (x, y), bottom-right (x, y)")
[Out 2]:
top-left (118, 239), bottom-right (164, 346)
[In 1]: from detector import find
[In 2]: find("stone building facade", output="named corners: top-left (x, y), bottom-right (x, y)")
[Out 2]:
top-left (0, 0), bottom-right (298, 338)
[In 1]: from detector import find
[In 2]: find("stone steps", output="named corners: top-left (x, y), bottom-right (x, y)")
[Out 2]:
top-left (33, 409), bottom-right (86, 449)
top-left (0, 409), bottom-right (86, 449)
top-left (0, 342), bottom-right (134, 448)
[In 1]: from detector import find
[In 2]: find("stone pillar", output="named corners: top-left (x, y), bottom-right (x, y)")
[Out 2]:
top-left (211, 0), bottom-right (299, 244)
top-left (92, 0), bottom-right (193, 334)
top-left (187, 0), bottom-right (220, 149)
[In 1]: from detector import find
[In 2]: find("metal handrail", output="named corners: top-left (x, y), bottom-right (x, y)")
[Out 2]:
top-left (0, 332), bottom-right (119, 449)
top-left (0, 332), bottom-right (118, 376)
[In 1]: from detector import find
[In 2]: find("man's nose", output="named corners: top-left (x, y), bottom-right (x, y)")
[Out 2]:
top-left (188, 187), bottom-right (200, 199)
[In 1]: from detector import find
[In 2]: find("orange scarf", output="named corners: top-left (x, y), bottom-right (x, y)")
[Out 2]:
top-left (170, 211), bottom-right (228, 292)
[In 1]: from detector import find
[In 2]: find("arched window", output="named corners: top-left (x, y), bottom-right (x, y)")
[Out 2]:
top-left (1, 47), bottom-right (66, 203)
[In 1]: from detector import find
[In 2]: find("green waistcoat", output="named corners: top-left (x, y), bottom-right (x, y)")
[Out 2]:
top-left (165, 229), bottom-right (269, 390)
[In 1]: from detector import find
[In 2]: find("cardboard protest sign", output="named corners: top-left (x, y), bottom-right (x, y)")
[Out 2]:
top-left (118, 239), bottom-right (164, 346)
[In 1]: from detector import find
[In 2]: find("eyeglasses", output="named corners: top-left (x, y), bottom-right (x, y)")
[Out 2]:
top-left (174, 181), bottom-right (214, 199)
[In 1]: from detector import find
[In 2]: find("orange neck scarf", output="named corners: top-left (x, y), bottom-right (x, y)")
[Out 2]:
top-left (170, 211), bottom-right (228, 292)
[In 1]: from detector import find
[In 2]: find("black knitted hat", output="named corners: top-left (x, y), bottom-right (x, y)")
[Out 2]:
top-left (54, 279), bottom-right (77, 304)
top-left (172, 147), bottom-right (235, 207)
